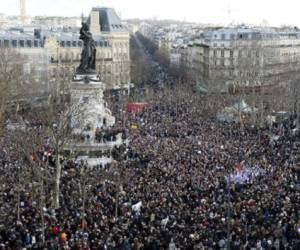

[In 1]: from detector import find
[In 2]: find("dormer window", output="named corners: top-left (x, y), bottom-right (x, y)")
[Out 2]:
top-left (83, 96), bottom-right (89, 104)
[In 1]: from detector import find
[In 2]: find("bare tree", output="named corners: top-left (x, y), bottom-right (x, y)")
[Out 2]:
top-left (130, 35), bottom-right (152, 85)
top-left (46, 94), bottom-right (86, 209)
top-left (104, 161), bottom-right (134, 219)
top-left (9, 65), bottom-right (85, 209)
top-left (290, 79), bottom-right (300, 128)
top-left (0, 46), bottom-right (27, 133)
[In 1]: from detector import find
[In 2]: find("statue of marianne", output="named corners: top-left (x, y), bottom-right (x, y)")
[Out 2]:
top-left (76, 22), bottom-right (96, 74)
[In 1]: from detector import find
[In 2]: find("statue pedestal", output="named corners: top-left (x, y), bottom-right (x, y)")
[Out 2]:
top-left (71, 74), bottom-right (115, 131)
top-left (65, 73), bottom-right (125, 167)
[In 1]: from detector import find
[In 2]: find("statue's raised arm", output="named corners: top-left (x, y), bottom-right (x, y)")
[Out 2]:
top-left (76, 22), bottom-right (96, 75)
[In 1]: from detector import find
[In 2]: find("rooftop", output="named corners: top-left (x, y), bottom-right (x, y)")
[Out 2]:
top-left (87, 7), bottom-right (128, 33)
top-left (202, 26), bottom-right (300, 40)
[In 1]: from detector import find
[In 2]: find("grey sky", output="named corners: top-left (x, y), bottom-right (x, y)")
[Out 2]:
top-left (1, 0), bottom-right (299, 27)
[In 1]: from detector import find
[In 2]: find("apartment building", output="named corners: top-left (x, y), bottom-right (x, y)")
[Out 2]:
top-left (0, 7), bottom-right (131, 89)
top-left (184, 27), bottom-right (300, 92)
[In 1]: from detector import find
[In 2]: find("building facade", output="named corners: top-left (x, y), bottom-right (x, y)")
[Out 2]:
top-left (183, 27), bottom-right (300, 92)
top-left (0, 7), bottom-right (130, 89)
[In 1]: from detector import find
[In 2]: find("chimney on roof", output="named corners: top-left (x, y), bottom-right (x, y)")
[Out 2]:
top-left (20, 0), bottom-right (27, 25)
top-left (90, 9), bottom-right (101, 36)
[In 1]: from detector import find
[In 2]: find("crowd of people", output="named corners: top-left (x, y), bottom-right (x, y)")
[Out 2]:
top-left (0, 90), bottom-right (299, 249)
top-left (71, 125), bottom-right (126, 144)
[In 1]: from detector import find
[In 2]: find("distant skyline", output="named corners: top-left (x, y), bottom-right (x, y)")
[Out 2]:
top-left (1, 0), bottom-right (300, 27)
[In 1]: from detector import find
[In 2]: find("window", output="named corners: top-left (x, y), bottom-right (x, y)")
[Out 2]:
top-left (221, 50), bottom-right (224, 57)
top-left (4, 40), bottom-right (9, 47)
top-left (230, 50), bottom-right (233, 57)
top-left (19, 40), bottom-right (25, 47)
top-left (82, 96), bottom-right (89, 104)
top-left (256, 33), bottom-right (262, 39)
top-left (230, 34), bottom-right (235, 40)
top-left (34, 40), bottom-right (39, 47)
top-left (104, 41), bottom-right (108, 47)
top-left (213, 50), bottom-right (217, 57)
top-left (221, 59), bottom-right (225, 67)
top-left (66, 41), bottom-right (71, 47)
top-left (72, 41), bottom-right (77, 47)
top-left (26, 40), bottom-right (32, 47)
top-left (60, 41), bottom-right (65, 47)
top-left (100, 41), bottom-right (103, 47)
top-left (0, 40), bottom-right (2, 47)
top-left (221, 34), bottom-right (226, 40)
top-left (12, 40), bottom-right (18, 47)
top-left (78, 41), bottom-right (82, 47)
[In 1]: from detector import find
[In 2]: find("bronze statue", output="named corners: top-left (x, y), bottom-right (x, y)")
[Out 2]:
top-left (76, 22), bottom-right (96, 74)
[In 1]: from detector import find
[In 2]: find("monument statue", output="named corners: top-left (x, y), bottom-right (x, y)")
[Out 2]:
top-left (76, 22), bottom-right (96, 74)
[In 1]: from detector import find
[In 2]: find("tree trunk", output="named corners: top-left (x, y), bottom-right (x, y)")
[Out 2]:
top-left (115, 189), bottom-right (119, 218)
top-left (296, 98), bottom-right (300, 129)
top-left (40, 178), bottom-right (45, 244)
top-left (54, 154), bottom-right (61, 209)
top-left (17, 186), bottom-right (20, 222)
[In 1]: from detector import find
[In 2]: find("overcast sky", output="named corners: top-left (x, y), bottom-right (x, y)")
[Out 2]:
top-left (1, 0), bottom-right (299, 27)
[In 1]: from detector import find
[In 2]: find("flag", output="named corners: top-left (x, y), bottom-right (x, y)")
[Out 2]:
top-left (60, 232), bottom-right (67, 241)
top-left (131, 122), bottom-right (138, 130)
top-left (132, 201), bottom-right (142, 213)
top-left (31, 153), bottom-right (37, 162)
top-left (235, 163), bottom-right (242, 172)
top-left (227, 165), bottom-right (265, 184)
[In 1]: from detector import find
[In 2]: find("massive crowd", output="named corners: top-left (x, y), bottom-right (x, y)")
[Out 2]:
top-left (0, 91), bottom-right (299, 249)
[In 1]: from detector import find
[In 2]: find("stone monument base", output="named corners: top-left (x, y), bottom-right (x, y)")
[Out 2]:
top-left (65, 72), bottom-right (126, 167)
